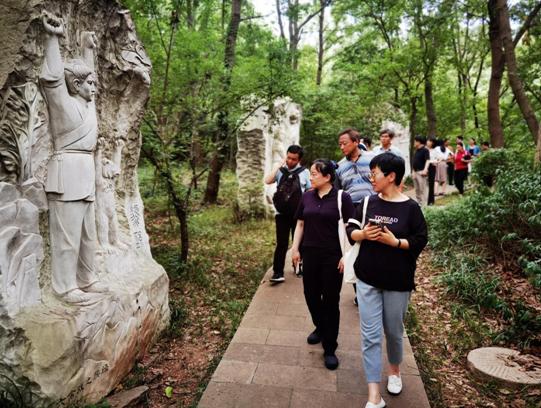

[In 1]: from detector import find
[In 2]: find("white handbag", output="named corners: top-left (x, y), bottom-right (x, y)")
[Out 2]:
top-left (338, 193), bottom-right (369, 284)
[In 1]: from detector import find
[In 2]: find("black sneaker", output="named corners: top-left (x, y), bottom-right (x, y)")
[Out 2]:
top-left (307, 330), bottom-right (321, 344)
top-left (270, 273), bottom-right (285, 283)
top-left (324, 354), bottom-right (339, 370)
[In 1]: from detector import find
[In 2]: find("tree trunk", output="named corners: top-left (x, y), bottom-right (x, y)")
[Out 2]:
top-left (316, 0), bottom-right (324, 85)
top-left (457, 72), bottom-right (466, 136)
top-left (498, 0), bottom-right (539, 143)
top-left (204, 0), bottom-right (241, 204)
top-left (276, 0), bottom-right (286, 43)
top-left (487, 0), bottom-right (505, 148)
top-left (424, 76), bottom-right (437, 138)
top-left (535, 126), bottom-right (541, 165)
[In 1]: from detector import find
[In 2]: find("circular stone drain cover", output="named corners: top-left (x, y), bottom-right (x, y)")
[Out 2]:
top-left (467, 347), bottom-right (541, 387)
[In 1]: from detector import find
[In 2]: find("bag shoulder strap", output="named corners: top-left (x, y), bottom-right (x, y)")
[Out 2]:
top-left (337, 189), bottom-right (343, 220)
top-left (360, 195), bottom-right (369, 228)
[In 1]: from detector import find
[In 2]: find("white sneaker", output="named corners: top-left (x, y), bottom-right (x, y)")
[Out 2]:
top-left (365, 397), bottom-right (386, 408)
top-left (387, 374), bottom-right (403, 395)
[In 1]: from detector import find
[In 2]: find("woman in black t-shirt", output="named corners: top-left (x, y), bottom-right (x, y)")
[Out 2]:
top-left (346, 153), bottom-right (427, 408)
top-left (292, 159), bottom-right (354, 371)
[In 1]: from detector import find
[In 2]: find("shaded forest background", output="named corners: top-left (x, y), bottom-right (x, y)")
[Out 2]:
top-left (122, 0), bottom-right (541, 260)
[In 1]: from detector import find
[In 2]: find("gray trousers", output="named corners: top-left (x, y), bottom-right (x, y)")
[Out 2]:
top-left (49, 200), bottom-right (98, 294)
top-left (356, 280), bottom-right (411, 383)
top-left (412, 171), bottom-right (428, 206)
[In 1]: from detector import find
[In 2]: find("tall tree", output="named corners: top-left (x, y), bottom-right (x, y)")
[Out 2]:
top-left (499, 0), bottom-right (539, 144)
top-left (275, 0), bottom-right (331, 70)
top-left (204, 0), bottom-right (242, 203)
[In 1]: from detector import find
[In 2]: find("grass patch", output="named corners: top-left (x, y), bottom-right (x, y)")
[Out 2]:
top-left (131, 165), bottom-right (275, 406)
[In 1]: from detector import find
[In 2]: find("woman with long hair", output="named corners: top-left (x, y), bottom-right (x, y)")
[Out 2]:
top-left (292, 159), bottom-right (355, 370)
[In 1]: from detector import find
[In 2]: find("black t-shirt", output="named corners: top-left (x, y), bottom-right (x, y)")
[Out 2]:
top-left (412, 147), bottom-right (430, 171)
top-left (296, 187), bottom-right (355, 255)
top-left (346, 195), bottom-right (428, 291)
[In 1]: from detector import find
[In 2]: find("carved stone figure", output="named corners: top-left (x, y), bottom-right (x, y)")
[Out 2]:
top-left (0, 3), bottom-right (169, 405)
top-left (40, 12), bottom-right (106, 302)
top-left (95, 137), bottom-right (127, 251)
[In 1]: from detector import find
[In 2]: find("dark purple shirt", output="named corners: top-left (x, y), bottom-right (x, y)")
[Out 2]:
top-left (296, 187), bottom-right (355, 254)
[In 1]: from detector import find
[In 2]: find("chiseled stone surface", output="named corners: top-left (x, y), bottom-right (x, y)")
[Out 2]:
top-left (0, 1), bottom-right (169, 406)
top-left (467, 347), bottom-right (541, 386)
top-left (236, 97), bottom-right (302, 218)
top-left (199, 253), bottom-right (430, 407)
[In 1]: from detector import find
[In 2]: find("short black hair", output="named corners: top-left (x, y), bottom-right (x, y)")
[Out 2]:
top-left (482, 141), bottom-right (490, 147)
top-left (363, 136), bottom-right (372, 147)
top-left (414, 135), bottom-right (426, 144)
top-left (312, 158), bottom-right (337, 183)
top-left (287, 145), bottom-right (304, 159)
top-left (369, 152), bottom-right (405, 186)
top-left (379, 128), bottom-right (395, 139)
top-left (338, 128), bottom-right (360, 143)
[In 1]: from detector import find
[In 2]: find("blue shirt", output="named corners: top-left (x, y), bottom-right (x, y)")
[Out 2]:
top-left (373, 145), bottom-right (403, 157)
top-left (335, 149), bottom-right (375, 204)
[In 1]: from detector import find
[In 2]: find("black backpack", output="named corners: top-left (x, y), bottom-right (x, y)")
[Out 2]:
top-left (272, 166), bottom-right (305, 215)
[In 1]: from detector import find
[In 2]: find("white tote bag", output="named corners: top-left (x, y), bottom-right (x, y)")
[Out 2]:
top-left (338, 194), bottom-right (369, 284)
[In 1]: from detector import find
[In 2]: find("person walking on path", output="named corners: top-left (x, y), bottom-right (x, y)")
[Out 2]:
top-left (426, 137), bottom-right (443, 205)
top-left (292, 159), bottom-right (355, 370)
top-left (373, 129), bottom-right (402, 157)
top-left (435, 139), bottom-right (450, 196)
top-left (453, 142), bottom-right (471, 194)
top-left (411, 136), bottom-right (430, 206)
top-left (444, 139), bottom-right (455, 186)
top-left (335, 128), bottom-right (375, 305)
top-left (346, 153), bottom-right (428, 408)
top-left (265, 145), bottom-right (310, 283)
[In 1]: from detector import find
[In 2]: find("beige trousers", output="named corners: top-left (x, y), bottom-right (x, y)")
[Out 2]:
top-left (412, 171), bottom-right (428, 206)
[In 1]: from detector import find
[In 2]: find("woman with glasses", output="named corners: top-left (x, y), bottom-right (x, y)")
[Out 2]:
top-left (291, 159), bottom-right (354, 370)
top-left (346, 153), bottom-right (428, 408)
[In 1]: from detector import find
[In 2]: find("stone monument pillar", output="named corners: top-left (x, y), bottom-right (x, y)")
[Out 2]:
top-left (236, 97), bottom-right (302, 218)
top-left (0, 1), bottom-right (169, 406)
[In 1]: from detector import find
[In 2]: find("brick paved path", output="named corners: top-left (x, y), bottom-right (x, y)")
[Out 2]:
top-left (199, 256), bottom-right (431, 407)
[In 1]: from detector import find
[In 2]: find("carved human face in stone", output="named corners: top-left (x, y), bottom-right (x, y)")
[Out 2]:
top-left (75, 74), bottom-right (96, 102)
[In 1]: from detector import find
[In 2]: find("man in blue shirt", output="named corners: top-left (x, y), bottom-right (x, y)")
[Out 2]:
top-left (336, 128), bottom-right (375, 205)
top-left (265, 145), bottom-right (311, 283)
top-left (373, 129), bottom-right (403, 157)
top-left (335, 129), bottom-right (375, 304)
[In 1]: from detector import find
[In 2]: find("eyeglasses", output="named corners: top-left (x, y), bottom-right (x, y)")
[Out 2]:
top-left (369, 171), bottom-right (388, 180)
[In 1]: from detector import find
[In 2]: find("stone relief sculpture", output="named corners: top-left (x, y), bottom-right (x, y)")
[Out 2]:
top-left (0, 3), bottom-right (169, 405)
top-left (0, 83), bottom-right (43, 184)
top-left (95, 136), bottom-right (128, 251)
top-left (40, 12), bottom-right (106, 302)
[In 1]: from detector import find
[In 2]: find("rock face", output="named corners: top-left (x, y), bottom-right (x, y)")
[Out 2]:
top-left (236, 97), bottom-right (302, 217)
top-left (0, 1), bottom-right (169, 406)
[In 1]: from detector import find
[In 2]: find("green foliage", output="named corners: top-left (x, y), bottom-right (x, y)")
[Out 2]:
top-left (426, 158), bottom-right (541, 347)
top-left (470, 149), bottom-right (511, 186)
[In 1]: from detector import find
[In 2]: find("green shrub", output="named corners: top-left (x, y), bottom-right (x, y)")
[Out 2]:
top-left (470, 148), bottom-right (511, 187)
top-left (426, 157), bottom-right (541, 348)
